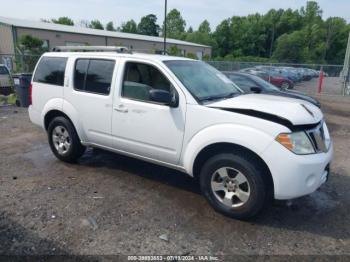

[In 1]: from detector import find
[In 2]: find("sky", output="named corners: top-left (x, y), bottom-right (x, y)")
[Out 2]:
top-left (0, 0), bottom-right (349, 30)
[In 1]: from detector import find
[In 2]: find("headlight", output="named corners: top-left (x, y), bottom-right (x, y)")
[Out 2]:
top-left (276, 132), bottom-right (315, 155)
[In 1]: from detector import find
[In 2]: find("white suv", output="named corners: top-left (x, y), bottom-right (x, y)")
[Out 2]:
top-left (29, 47), bottom-right (333, 219)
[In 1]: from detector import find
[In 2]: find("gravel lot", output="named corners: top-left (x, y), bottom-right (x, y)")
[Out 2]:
top-left (0, 90), bottom-right (350, 257)
top-left (294, 77), bottom-right (344, 96)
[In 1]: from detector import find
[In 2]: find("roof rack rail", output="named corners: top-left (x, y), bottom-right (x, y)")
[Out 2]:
top-left (52, 46), bottom-right (131, 53)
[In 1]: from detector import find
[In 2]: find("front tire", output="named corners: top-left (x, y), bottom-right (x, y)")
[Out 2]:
top-left (48, 116), bottom-right (86, 163)
top-left (200, 153), bottom-right (270, 219)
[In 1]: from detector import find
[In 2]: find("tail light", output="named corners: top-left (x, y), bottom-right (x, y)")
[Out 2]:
top-left (29, 83), bottom-right (33, 105)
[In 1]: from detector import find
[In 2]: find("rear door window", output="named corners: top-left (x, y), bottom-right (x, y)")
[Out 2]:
top-left (33, 57), bottom-right (67, 86)
top-left (74, 59), bottom-right (115, 95)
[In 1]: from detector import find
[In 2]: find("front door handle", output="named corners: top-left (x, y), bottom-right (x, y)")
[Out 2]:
top-left (114, 105), bottom-right (128, 113)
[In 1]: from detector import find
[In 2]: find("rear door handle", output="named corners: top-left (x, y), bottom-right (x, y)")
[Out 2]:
top-left (114, 105), bottom-right (128, 113)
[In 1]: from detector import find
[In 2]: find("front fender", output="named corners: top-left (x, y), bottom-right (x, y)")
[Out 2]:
top-left (182, 124), bottom-right (275, 176)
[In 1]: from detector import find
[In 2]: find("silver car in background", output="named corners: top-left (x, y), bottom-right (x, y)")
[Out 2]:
top-left (0, 64), bottom-right (13, 96)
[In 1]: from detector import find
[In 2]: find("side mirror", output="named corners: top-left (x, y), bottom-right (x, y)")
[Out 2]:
top-left (149, 89), bottom-right (178, 107)
top-left (250, 87), bottom-right (262, 93)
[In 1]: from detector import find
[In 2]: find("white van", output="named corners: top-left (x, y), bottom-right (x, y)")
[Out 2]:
top-left (28, 47), bottom-right (333, 219)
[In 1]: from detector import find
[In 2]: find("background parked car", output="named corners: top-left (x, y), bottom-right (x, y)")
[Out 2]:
top-left (0, 64), bottom-right (13, 96)
top-left (240, 68), bottom-right (294, 89)
top-left (225, 72), bottom-right (321, 108)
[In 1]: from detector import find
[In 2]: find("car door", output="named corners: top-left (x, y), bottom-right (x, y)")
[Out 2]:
top-left (64, 56), bottom-right (117, 146)
top-left (111, 59), bottom-right (186, 165)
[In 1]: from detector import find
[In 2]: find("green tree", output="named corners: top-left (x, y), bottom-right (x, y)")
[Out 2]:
top-left (198, 20), bottom-right (211, 34)
top-left (51, 17), bottom-right (74, 26)
top-left (272, 31), bottom-right (308, 63)
top-left (163, 9), bottom-right (186, 39)
top-left (106, 21), bottom-right (116, 31)
top-left (185, 20), bottom-right (216, 48)
top-left (323, 18), bottom-right (350, 64)
top-left (263, 9), bottom-right (283, 57)
top-left (89, 20), bottom-right (104, 30)
top-left (18, 35), bottom-right (44, 50)
top-left (137, 14), bottom-right (160, 36)
top-left (121, 20), bottom-right (138, 33)
top-left (168, 45), bottom-right (182, 56)
top-left (213, 19), bottom-right (232, 57)
top-left (300, 1), bottom-right (323, 26)
top-left (186, 52), bottom-right (197, 59)
top-left (16, 35), bottom-right (46, 72)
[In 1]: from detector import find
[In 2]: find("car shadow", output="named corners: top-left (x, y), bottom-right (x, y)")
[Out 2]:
top-left (77, 148), bottom-right (349, 241)
top-left (78, 148), bottom-right (201, 195)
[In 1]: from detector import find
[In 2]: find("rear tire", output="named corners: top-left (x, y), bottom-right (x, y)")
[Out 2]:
top-left (48, 116), bottom-right (86, 163)
top-left (281, 81), bottom-right (291, 89)
top-left (200, 153), bottom-right (270, 220)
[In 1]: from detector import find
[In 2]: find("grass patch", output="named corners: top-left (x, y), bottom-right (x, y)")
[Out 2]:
top-left (0, 94), bottom-right (17, 106)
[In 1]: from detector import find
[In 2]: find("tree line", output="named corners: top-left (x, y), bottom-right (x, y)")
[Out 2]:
top-left (42, 1), bottom-right (349, 64)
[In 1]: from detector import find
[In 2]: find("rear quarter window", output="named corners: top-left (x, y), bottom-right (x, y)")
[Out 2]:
top-left (33, 57), bottom-right (67, 86)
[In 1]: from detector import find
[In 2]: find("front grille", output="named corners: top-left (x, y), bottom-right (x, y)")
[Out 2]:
top-left (306, 122), bottom-right (328, 153)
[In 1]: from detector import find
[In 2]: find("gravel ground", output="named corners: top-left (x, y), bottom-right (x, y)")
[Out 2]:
top-left (0, 92), bottom-right (350, 258)
top-left (294, 77), bottom-right (344, 96)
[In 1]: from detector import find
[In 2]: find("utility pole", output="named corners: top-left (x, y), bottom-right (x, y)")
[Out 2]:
top-left (341, 32), bottom-right (350, 96)
top-left (163, 0), bottom-right (168, 55)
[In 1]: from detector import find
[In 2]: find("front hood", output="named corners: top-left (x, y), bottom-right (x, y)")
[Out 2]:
top-left (206, 94), bottom-right (323, 128)
top-left (265, 90), bottom-right (320, 107)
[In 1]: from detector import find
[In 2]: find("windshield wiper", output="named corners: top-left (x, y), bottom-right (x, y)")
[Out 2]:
top-left (200, 92), bottom-right (239, 103)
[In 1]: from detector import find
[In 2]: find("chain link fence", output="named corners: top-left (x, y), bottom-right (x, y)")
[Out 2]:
top-left (208, 61), bottom-right (345, 96)
top-left (0, 53), bottom-right (41, 73)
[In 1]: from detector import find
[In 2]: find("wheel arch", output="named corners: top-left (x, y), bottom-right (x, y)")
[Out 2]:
top-left (44, 110), bottom-right (72, 130)
top-left (43, 109), bottom-right (86, 142)
top-left (192, 142), bottom-right (274, 195)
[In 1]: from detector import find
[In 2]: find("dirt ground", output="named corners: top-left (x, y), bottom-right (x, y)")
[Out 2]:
top-left (0, 91), bottom-right (350, 258)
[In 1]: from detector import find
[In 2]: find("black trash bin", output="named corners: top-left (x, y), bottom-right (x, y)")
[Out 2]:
top-left (13, 73), bottom-right (32, 107)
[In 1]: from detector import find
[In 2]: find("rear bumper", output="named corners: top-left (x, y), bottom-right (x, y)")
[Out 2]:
top-left (262, 140), bottom-right (333, 200)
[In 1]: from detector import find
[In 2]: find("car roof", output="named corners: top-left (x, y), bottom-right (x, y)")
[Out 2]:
top-left (42, 52), bottom-right (194, 63)
top-left (225, 71), bottom-right (250, 76)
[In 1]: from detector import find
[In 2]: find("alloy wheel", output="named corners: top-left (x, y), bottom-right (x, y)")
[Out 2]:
top-left (210, 167), bottom-right (251, 208)
top-left (52, 126), bottom-right (71, 155)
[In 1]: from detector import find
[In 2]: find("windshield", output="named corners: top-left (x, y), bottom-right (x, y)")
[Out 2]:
top-left (164, 60), bottom-right (241, 102)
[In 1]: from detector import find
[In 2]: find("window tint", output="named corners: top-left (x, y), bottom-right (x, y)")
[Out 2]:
top-left (122, 62), bottom-right (173, 102)
top-left (73, 59), bottom-right (115, 95)
top-left (0, 66), bottom-right (9, 75)
top-left (33, 57), bottom-right (67, 86)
